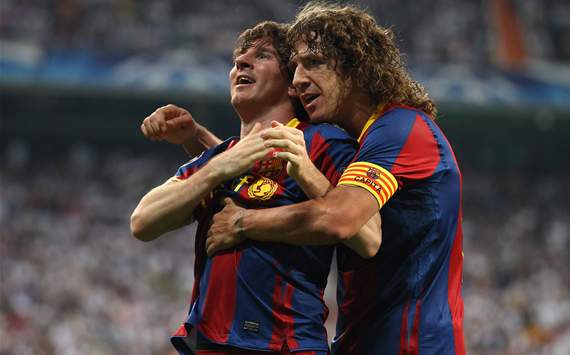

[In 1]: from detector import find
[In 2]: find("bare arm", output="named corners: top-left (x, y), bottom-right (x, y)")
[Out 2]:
top-left (130, 164), bottom-right (224, 241)
top-left (131, 123), bottom-right (271, 241)
top-left (207, 182), bottom-right (382, 258)
top-left (141, 104), bottom-right (222, 157)
top-left (255, 122), bottom-right (382, 257)
top-left (187, 123), bottom-right (223, 156)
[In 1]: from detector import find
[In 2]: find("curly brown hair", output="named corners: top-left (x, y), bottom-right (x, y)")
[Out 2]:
top-left (288, 1), bottom-right (437, 118)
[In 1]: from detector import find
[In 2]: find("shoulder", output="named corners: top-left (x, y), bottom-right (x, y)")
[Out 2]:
top-left (374, 106), bottom-right (423, 130)
top-left (175, 136), bottom-right (238, 179)
top-left (298, 121), bottom-right (355, 142)
top-left (193, 136), bottom-right (238, 163)
top-left (365, 106), bottom-right (433, 145)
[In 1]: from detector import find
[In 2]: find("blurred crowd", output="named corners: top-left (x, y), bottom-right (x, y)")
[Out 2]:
top-left (1, 0), bottom-right (569, 69)
top-left (1, 143), bottom-right (569, 354)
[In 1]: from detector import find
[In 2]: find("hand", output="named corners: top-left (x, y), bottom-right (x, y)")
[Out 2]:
top-left (140, 104), bottom-right (198, 144)
top-left (209, 123), bottom-right (272, 181)
top-left (262, 121), bottom-right (311, 181)
top-left (206, 198), bottom-right (247, 256)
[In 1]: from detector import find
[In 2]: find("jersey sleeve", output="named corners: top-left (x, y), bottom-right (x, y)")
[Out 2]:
top-left (168, 138), bottom-right (238, 219)
top-left (170, 137), bottom-right (237, 182)
top-left (338, 109), bottom-right (440, 209)
top-left (305, 123), bottom-right (358, 185)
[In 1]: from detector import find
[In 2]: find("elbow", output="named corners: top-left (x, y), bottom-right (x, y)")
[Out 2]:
top-left (315, 214), bottom-right (359, 244)
top-left (358, 232), bottom-right (382, 259)
top-left (318, 211), bottom-right (382, 259)
top-left (130, 210), bottom-right (156, 242)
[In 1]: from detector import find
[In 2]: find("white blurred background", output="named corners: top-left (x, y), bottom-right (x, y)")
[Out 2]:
top-left (1, 1), bottom-right (569, 354)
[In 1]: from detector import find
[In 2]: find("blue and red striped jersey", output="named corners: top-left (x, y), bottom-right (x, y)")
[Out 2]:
top-left (334, 105), bottom-right (465, 355)
top-left (170, 119), bottom-right (357, 354)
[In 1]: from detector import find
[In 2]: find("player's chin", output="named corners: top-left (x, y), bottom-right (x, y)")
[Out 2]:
top-left (307, 112), bottom-right (328, 124)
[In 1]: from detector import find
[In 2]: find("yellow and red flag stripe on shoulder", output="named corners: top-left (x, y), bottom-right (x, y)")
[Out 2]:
top-left (337, 161), bottom-right (398, 208)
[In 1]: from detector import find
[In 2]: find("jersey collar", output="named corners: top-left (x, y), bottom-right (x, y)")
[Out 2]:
top-left (286, 118), bottom-right (301, 128)
top-left (357, 104), bottom-right (386, 144)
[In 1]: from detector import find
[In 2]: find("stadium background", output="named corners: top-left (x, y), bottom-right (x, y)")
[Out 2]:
top-left (1, 0), bottom-right (569, 354)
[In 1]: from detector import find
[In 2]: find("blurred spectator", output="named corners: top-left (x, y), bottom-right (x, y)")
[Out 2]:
top-left (1, 143), bottom-right (569, 354)
top-left (1, 0), bottom-right (568, 68)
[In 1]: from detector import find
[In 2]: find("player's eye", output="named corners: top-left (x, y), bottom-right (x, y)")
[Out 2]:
top-left (305, 57), bottom-right (324, 68)
top-left (257, 52), bottom-right (271, 59)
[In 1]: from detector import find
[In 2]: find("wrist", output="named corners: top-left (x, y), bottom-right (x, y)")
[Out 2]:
top-left (182, 123), bottom-right (202, 145)
top-left (239, 208), bottom-right (252, 240)
top-left (235, 208), bottom-right (247, 241)
top-left (297, 164), bottom-right (320, 188)
top-left (202, 158), bottom-right (228, 186)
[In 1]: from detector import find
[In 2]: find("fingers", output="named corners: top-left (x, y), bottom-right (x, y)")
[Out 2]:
top-left (271, 120), bottom-right (283, 128)
top-left (141, 104), bottom-right (193, 141)
top-left (247, 122), bottom-right (263, 136)
top-left (165, 114), bottom-right (196, 130)
top-left (263, 138), bottom-right (304, 155)
top-left (273, 151), bottom-right (298, 164)
top-left (141, 120), bottom-right (164, 141)
top-left (141, 110), bottom-right (167, 140)
top-left (205, 229), bottom-right (231, 257)
top-left (162, 104), bottom-right (189, 119)
top-left (205, 235), bottom-right (217, 257)
top-left (262, 126), bottom-right (304, 145)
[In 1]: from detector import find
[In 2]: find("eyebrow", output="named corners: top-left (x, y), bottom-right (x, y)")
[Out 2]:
top-left (289, 52), bottom-right (298, 64)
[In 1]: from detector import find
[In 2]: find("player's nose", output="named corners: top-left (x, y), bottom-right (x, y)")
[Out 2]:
top-left (235, 53), bottom-right (253, 71)
top-left (292, 65), bottom-right (310, 92)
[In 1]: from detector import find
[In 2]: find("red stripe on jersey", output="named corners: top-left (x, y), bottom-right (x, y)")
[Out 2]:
top-left (284, 282), bottom-right (299, 350)
top-left (409, 300), bottom-right (422, 355)
top-left (179, 165), bottom-right (199, 180)
top-left (337, 263), bottom-right (376, 354)
top-left (319, 288), bottom-right (329, 338)
top-left (391, 114), bottom-right (440, 181)
top-left (269, 274), bottom-right (284, 351)
top-left (198, 250), bottom-right (243, 342)
top-left (446, 123), bottom-right (465, 355)
top-left (308, 131), bottom-right (342, 184)
top-left (173, 324), bottom-right (188, 337)
top-left (448, 216), bottom-right (466, 355)
top-left (398, 300), bottom-right (410, 355)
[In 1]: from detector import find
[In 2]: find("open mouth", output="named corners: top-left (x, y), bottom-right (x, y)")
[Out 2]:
top-left (302, 93), bottom-right (320, 107)
top-left (236, 75), bottom-right (255, 85)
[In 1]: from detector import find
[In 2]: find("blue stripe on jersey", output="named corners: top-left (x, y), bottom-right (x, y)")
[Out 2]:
top-left (172, 121), bottom-right (357, 353)
top-left (353, 109), bottom-right (417, 172)
top-left (334, 106), bottom-right (464, 355)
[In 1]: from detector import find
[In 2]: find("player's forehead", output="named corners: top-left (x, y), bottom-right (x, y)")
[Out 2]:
top-left (289, 40), bottom-right (324, 65)
top-left (235, 38), bottom-right (277, 58)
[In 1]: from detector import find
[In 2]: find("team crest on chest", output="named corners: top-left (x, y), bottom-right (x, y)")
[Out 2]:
top-left (255, 158), bottom-right (284, 179)
top-left (248, 177), bottom-right (278, 201)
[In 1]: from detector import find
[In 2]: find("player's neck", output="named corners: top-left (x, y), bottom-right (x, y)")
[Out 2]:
top-left (238, 101), bottom-right (296, 137)
top-left (340, 93), bottom-right (380, 138)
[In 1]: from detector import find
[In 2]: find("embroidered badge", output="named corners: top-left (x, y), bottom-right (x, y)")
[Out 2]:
top-left (367, 167), bottom-right (382, 180)
top-left (248, 177), bottom-right (278, 200)
top-left (255, 157), bottom-right (284, 179)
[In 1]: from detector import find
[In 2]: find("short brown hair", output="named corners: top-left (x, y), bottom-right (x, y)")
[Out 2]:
top-left (233, 21), bottom-right (294, 80)
top-left (233, 21), bottom-right (308, 120)
top-left (288, 1), bottom-right (437, 118)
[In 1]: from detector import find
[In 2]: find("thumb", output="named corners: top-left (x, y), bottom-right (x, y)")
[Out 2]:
top-left (223, 197), bottom-right (235, 207)
top-left (248, 122), bottom-right (263, 135)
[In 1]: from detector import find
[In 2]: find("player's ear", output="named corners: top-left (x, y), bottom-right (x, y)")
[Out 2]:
top-left (288, 85), bottom-right (298, 98)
